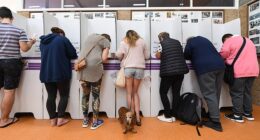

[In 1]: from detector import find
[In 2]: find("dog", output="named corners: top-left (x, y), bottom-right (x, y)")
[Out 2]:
top-left (118, 107), bottom-right (137, 134)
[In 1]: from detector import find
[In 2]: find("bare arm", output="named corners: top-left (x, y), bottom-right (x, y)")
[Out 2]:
top-left (19, 39), bottom-right (36, 52)
top-left (102, 47), bottom-right (110, 63)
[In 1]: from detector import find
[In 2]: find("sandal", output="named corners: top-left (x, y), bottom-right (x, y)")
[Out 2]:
top-left (0, 117), bottom-right (19, 128)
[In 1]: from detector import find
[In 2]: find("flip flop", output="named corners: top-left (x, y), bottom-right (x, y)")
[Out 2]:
top-left (0, 117), bottom-right (19, 128)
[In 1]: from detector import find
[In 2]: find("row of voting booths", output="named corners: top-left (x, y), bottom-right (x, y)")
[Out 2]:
top-left (0, 11), bottom-right (241, 119)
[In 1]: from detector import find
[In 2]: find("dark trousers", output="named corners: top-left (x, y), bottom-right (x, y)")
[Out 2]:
top-left (197, 70), bottom-right (224, 122)
top-left (160, 75), bottom-right (184, 118)
top-left (45, 80), bottom-right (70, 119)
top-left (230, 77), bottom-right (255, 116)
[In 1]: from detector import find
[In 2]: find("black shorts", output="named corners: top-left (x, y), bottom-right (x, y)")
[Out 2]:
top-left (0, 59), bottom-right (23, 90)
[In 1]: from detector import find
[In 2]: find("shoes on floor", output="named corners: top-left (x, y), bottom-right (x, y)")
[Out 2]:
top-left (225, 113), bottom-right (244, 123)
top-left (243, 113), bottom-right (254, 121)
top-left (82, 118), bottom-right (90, 128)
top-left (157, 114), bottom-right (174, 123)
top-left (136, 119), bottom-right (142, 126)
top-left (202, 120), bottom-right (223, 132)
top-left (90, 119), bottom-right (104, 130)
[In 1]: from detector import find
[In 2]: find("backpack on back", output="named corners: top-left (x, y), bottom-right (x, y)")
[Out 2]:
top-left (176, 92), bottom-right (203, 136)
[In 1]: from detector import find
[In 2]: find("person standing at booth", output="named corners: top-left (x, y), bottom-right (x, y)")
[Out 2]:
top-left (116, 30), bottom-right (149, 126)
top-left (75, 33), bottom-right (110, 130)
top-left (155, 32), bottom-right (189, 123)
top-left (0, 7), bottom-right (36, 128)
top-left (221, 34), bottom-right (259, 123)
top-left (40, 27), bottom-right (77, 127)
top-left (184, 36), bottom-right (225, 132)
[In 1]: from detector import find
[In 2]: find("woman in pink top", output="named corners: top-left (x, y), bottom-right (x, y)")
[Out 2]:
top-left (220, 34), bottom-right (259, 123)
top-left (116, 30), bottom-right (149, 126)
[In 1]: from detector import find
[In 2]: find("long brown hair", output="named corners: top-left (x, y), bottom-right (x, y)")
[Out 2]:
top-left (125, 30), bottom-right (140, 47)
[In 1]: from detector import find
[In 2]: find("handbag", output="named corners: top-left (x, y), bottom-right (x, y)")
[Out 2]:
top-left (224, 37), bottom-right (246, 86)
top-left (115, 67), bottom-right (125, 88)
top-left (75, 38), bottom-right (98, 71)
top-left (115, 48), bottom-right (130, 88)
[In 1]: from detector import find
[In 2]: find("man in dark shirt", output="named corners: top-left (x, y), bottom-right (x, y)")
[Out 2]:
top-left (184, 36), bottom-right (225, 132)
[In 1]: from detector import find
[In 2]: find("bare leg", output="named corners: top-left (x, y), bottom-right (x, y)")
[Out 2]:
top-left (133, 79), bottom-right (141, 122)
top-left (126, 77), bottom-right (134, 112)
top-left (0, 89), bottom-right (15, 126)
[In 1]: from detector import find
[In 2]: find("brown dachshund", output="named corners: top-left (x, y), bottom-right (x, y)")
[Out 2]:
top-left (118, 107), bottom-right (137, 134)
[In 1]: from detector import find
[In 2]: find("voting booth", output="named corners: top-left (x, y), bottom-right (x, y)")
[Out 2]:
top-left (0, 11), bottom-right (241, 119)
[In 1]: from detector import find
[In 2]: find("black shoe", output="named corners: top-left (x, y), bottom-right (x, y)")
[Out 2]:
top-left (202, 120), bottom-right (223, 132)
top-left (243, 113), bottom-right (254, 121)
top-left (225, 113), bottom-right (244, 123)
top-left (136, 119), bottom-right (141, 126)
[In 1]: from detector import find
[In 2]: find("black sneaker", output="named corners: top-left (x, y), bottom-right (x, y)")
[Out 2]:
top-left (225, 113), bottom-right (244, 123)
top-left (202, 120), bottom-right (223, 132)
top-left (243, 113), bottom-right (254, 121)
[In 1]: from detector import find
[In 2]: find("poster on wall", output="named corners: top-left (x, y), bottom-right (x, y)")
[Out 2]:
top-left (248, 1), bottom-right (260, 55)
top-left (82, 12), bottom-right (116, 19)
top-left (132, 11), bottom-right (223, 24)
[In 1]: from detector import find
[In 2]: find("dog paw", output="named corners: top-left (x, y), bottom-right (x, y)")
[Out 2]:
top-left (132, 129), bottom-right (137, 133)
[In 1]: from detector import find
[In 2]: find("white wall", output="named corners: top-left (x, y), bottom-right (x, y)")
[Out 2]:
top-left (0, 0), bottom-right (23, 12)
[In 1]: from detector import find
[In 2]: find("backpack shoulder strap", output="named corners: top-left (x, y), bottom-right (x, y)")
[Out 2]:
top-left (195, 97), bottom-right (203, 136)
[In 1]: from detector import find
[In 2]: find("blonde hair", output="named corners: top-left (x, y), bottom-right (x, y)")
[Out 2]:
top-left (125, 30), bottom-right (140, 47)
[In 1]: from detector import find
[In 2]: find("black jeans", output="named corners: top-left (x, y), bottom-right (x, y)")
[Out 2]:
top-left (45, 80), bottom-right (70, 119)
top-left (160, 75), bottom-right (184, 118)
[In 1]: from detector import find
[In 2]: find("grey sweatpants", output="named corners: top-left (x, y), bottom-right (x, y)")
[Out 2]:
top-left (197, 69), bottom-right (224, 122)
top-left (230, 77), bottom-right (255, 116)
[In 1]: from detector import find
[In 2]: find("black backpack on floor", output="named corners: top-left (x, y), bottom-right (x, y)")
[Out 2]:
top-left (176, 92), bottom-right (203, 136)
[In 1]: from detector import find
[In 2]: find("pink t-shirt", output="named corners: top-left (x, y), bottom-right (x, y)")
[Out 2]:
top-left (116, 38), bottom-right (149, 69)
top-left (220, 36), bottom-right (259, 78)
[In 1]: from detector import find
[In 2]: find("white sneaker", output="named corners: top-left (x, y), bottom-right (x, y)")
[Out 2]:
top-left (172, 116), bottom-right (176, 122)
top-left (157, 115), bottom-right (173, 123)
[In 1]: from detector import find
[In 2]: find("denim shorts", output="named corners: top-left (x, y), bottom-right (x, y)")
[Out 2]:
top-left (0, 59), bottom-right (23, 89)
top-left (124, 68), bottom-right (144, 79)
